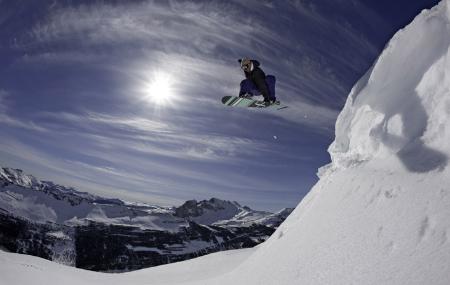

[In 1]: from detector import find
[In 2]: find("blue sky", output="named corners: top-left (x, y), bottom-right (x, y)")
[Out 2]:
top-left (0, 0), bottom-right (440, 211)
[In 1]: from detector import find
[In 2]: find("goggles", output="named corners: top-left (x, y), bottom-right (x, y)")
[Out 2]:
top-left (241, 60), bottom-right (252, 72)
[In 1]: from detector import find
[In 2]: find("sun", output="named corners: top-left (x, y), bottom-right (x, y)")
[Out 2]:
top-left (143, 72), bottom-right (175, 105)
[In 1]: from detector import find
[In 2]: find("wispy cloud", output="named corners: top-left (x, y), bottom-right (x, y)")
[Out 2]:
top-left (38, 110), bottom-right (270, 161)
top-left (0, 136), bottom-right (185, 205)
top-left (19, 0), bottom-right (375, 126)
top-left (0, 114), bottom-right (47, 132)
top-left (0, 129), bottom-right (282, 207)
top-left (28, 1), bottom-right (267, 52)
top-left (0, 90), bottom-right (47, 132)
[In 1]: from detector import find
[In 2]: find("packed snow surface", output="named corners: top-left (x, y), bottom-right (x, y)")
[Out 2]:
top-left (2, 0), bottom-right (450, 284)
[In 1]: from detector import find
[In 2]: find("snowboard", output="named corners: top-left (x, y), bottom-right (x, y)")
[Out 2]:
top-left (221, 96), bottom-right (288, 110)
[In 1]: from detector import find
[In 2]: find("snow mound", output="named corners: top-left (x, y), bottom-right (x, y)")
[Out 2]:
top-left (329, 0), bottom-right (450, 172)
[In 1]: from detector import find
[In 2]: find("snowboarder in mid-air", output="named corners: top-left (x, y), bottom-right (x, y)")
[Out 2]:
top-left (238, 58), bottom-right (277, 106)
top-left (221, 58), bottom-right (285, 109)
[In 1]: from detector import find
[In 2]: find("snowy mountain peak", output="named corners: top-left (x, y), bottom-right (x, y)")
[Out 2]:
top-left (0, 166), bottom-right (127, 208)
top-left (0, 167), bottom-right (40, 189)
top-left (174, 198), bottom-right (244, 224)
top-left (273, 207), bottom-right (295, 217)
top-left (172, 197), bottom-right (292, 227)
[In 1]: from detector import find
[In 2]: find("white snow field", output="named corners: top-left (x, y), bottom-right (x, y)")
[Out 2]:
top-left (2, 0), bottom-right (450, 284)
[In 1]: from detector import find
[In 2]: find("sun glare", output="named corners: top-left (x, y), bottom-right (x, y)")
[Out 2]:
top-left (143, 72), bottom-right (175, 105)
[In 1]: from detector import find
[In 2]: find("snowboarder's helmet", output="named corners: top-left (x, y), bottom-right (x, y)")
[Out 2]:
top-left (240, 58), bottom-right (252, 72)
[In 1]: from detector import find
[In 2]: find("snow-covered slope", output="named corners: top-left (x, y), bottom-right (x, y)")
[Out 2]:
top-left (0, 247), bottom-right (255, 285)
top-left (2, 0), bottom-right (450, 284)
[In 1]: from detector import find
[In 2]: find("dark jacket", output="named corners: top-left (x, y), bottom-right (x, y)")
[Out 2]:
top-left (239, 59), bottom-right (270, 100)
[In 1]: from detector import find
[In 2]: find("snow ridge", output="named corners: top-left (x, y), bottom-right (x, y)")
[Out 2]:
top-left (329, 0), bottom-right (450, 173)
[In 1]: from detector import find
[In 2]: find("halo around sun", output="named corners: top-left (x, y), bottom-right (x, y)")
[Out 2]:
top-left (142, 72), bottom-right (175, 106)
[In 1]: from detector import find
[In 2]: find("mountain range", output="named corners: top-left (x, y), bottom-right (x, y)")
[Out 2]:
top-left (0, 166), bottom-right (292, 272)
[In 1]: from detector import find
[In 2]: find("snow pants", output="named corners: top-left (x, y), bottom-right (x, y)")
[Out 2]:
top-left (239, 75), bottom-right (276, 100)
